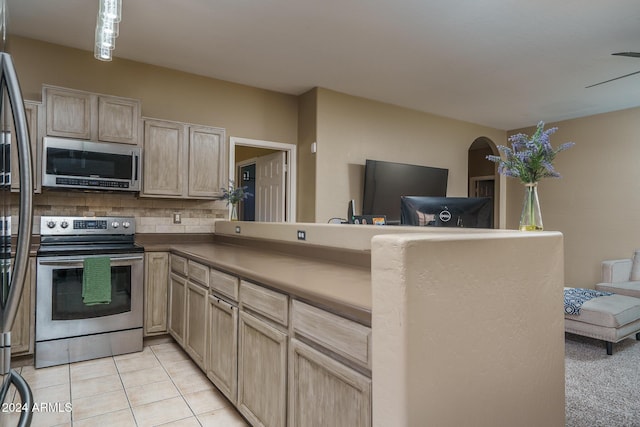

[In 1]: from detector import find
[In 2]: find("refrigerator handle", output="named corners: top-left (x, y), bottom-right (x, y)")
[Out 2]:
top-left (0, 52), bottom-right (33, 335)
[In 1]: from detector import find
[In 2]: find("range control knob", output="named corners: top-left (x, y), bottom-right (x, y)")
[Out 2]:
top-left (111, 221), bottom-right (120, 229)
top-left (122, 221), bottom-right (131, 229)
top-left (60, 221), bottom-right (69, 229)
top-left (46, 220), bottom-right (56, 229)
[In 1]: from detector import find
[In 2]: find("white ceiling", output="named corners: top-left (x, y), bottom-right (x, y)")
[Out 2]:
top-left (6, 0), bottom-right (640, 130)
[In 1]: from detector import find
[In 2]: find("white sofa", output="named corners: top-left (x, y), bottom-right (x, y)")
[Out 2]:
top-left (595, 255), bottom-right (640, 299)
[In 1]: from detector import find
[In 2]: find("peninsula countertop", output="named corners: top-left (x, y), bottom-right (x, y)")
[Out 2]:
top-left (137, 235), bottom-right (372, 326)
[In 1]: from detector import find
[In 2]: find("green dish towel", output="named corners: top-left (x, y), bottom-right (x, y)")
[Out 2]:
top-left (82, 256), bottom-right (112, 305)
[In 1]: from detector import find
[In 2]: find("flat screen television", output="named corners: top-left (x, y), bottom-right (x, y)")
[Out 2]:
top-left (400, 196), bottom-right (493, 228)
top-left (362, 159), bottom-right (448, 225)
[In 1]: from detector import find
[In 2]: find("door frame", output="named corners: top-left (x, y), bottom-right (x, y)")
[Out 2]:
top-left (229, 137), bottom-right (297, 222)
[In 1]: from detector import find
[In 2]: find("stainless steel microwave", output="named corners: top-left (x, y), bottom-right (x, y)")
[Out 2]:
top-left (42, 137), bottom-right (141, 192)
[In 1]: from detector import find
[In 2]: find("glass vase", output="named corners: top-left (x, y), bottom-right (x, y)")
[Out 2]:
top-left (230, 204), bottom-right (238, 221)
top-left (519, 183), bottom-right (543, 231)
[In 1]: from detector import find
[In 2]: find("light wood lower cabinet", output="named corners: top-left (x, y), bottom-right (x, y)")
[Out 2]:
top-left (185, 279), bottom-right (208, 368)
top-left (166, 254), bottom-right (372, 427)
top-left (168, 273), bottom-right (187, 346)
top-left (144, 252), bottom-right (169, 336)
top-left (11, 257), bottom-right (36, 355)
top-left (289, 339), bottom-right (372, 427)
top-left (238, 310), bottom-right (287, 427)
top-left (206, 295), bottom-right (238, 403)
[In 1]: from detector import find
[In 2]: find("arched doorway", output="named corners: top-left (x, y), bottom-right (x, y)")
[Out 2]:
top-left (468, 137), bottom-right (499, 228)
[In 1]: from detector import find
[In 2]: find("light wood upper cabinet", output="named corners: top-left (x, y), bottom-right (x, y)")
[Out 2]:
top-left (188, 126), bottom-right (226, 198)
top-left (11, 101), bottom-right (42, 193)
top-left (11, 257), bottom-right (36, 355)
top-left (144, 252), bottom-right (169, 336)
top-left (98, 95), bottom-right (140, 145)
top-left (142, 118), bottom-right (226, 199)
top-left (45, 86), bottom-right (93, 140)
top-left (44, 86), bottom-right (141, 145)
top-left (142, 119), bottom-right (185, 196)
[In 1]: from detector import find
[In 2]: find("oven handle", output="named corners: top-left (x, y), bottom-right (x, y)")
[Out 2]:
top-left (37, 255), bottom-right (144, 266)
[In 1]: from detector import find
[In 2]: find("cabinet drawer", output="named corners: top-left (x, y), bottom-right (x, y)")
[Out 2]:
top-left (239, 281), bottom-right (288, 326)
top-left (210, 268), bottom-right (239, 301)
top-left (292, 300), bottom-right (371, 369)
top-left (170, 254), bottom-right (188, 276)
top-left (188, 260), bottom-right (209, 286)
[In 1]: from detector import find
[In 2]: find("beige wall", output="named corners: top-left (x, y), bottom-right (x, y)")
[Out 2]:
top-left (10, 36), bottom-right (298, 229)
top-left (235, 146), bottom-right (279, 163)
top-left (10, 37), bottom-right (298, 143)
top-left (314, 88), bottom-right (507, 223)
top-left (507, 107), bottom-right (640, 288)
top-left (297, 88), bottom-right (318, 222)
top-left (372, 230), bottom-right (565, 426)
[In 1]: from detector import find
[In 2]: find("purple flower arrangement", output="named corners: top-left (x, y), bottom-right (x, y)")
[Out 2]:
top-left (486, 121), bottom-right (575, 184)
top-left (220, 180), bottom-right (252, 205)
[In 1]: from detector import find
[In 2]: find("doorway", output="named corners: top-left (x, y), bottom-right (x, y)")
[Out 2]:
top-left (468, 137), bottom-right (499, 228)
top-left (229, 137), bottom-right (297, 222)
top-left (237, 162), bottom-right (256, 221)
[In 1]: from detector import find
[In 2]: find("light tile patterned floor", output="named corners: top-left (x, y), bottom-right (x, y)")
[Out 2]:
top-left (1, 343), bottom-right (249, 427)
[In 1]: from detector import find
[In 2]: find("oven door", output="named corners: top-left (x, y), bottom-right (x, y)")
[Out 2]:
top-left (36, 253), bottom-right (143, 342)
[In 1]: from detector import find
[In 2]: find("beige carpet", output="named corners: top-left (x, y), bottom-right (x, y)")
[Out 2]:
top-left (565, 333), bottom-right (640, 427)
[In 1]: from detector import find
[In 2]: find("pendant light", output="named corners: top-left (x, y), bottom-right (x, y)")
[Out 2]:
top-left (94, 0), bottom-right (122, 61)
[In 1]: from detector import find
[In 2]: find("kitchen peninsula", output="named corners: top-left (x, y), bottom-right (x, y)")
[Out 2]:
top-left (140, 221), bottom-right (565, 427)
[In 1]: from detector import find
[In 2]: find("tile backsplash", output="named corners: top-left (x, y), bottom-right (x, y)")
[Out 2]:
top-left (11, 191), bottom-right (229, 234)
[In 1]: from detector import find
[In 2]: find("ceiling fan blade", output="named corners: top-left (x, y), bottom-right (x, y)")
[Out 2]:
top-left (612, 52), bottom-right (640, 58)
top-left (585, 69), bottom-right (640, 88)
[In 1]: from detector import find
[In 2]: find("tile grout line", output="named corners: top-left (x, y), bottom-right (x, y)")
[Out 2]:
top-left (149, 344), bottom-right (205, 427)
top-left (113, 354), bottom-right (139, 427)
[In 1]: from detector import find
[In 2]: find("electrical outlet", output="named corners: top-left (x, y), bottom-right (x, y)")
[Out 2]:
top-left (235, 226), bottom-right (241, 234)
top-left (297, 230), bottom-right (306, 240)
top-left (173, 212), bottom-right (181, 224)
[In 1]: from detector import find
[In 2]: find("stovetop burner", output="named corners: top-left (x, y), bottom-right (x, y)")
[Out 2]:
top-left (38, 216), bottom-right (141, 256)
top-left (37, 242), bottom-right (144, 257)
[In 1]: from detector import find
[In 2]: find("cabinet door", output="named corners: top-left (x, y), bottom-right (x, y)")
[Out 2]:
top-left (142, 119), bottom-right (185, 197)
top-left (289, 339), bottom-right (371, 427)
top-left (168, 273), bottom-right (187, 346)
top-left (188, 126), bottom-right (226, 198)
top-left (185, 280), bottom-right (208, 368)
top-left (144, 252), bottom-right (169, 336)
top-left (98, 95), bottom-right (140, 145)
top-left (11, 101), bottom-right (41, 193)
top-left (11, 258), bottom-right (36, 355)
top-left (45, 87), bottom-right (94, 139)
top-left (238, 311), bottom-right (287, 427)
top-left (206, 295), bottom-right (238, 404)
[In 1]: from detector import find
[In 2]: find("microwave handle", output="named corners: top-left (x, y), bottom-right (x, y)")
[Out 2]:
top-left (133, 153), bottom-right (139, 181)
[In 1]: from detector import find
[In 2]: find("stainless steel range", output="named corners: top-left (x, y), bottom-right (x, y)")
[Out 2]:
top-left (35, 216), bottom-right (143, 368)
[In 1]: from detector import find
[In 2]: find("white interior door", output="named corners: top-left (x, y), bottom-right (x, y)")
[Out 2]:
top-left (255, 151), bottom-right (286, 222)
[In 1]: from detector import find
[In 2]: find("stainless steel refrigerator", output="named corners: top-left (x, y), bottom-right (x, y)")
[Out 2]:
top-left (0, 0), bottom-right (35, 425)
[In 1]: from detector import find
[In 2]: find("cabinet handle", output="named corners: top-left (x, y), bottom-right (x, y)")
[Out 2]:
top-left (212, 296), bottom-right (236, 311)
